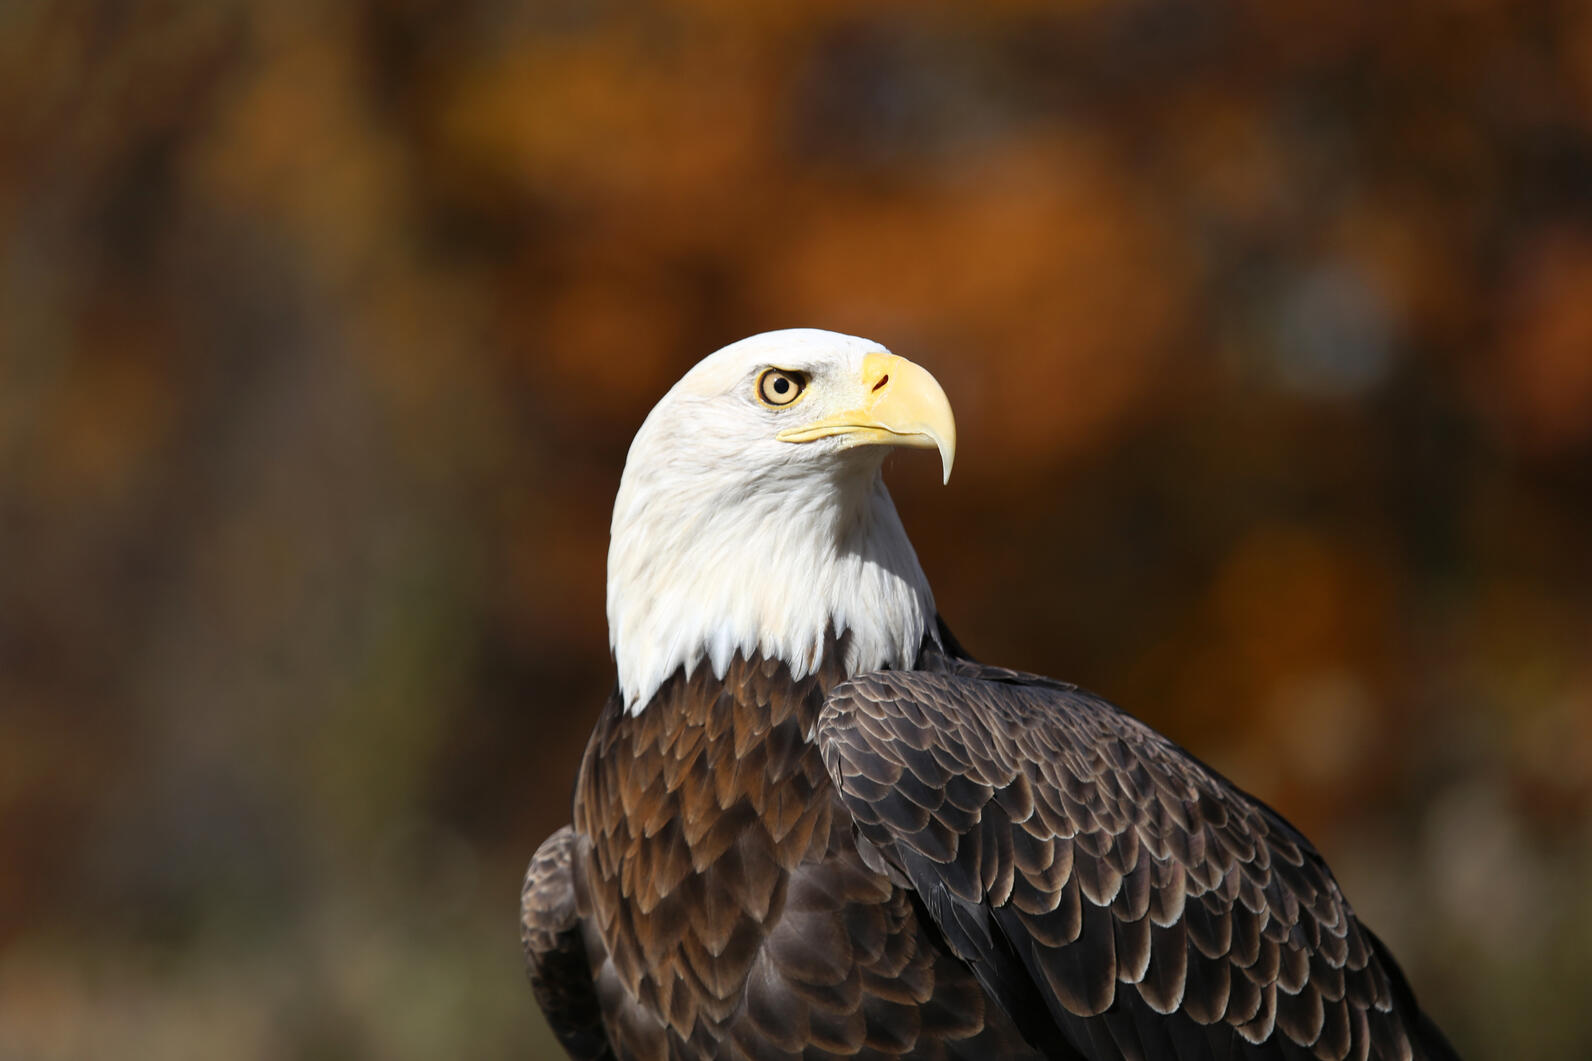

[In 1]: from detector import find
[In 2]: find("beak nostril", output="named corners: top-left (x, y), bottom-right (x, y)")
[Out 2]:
top-left (872, 374), bottom-right (889, 392)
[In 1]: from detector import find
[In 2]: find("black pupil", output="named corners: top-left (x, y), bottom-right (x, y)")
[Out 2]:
top-left (773, 376), bottom-right (790, 395)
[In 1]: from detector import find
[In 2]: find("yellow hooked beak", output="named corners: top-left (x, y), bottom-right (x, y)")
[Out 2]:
top-left (775, 352), bottom-right (957, 483)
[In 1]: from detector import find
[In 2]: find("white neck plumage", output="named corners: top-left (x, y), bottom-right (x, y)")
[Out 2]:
top-left (606, 447), bottom-right (939, 714)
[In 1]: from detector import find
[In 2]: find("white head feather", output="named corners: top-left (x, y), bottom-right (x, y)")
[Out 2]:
top-left (606, 329), bottom-right (948, 713)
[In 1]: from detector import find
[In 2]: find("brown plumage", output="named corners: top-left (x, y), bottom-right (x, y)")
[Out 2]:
top-left (527, 635), bottom-right (1045, 1061)
top-left (520, 331), bottom-right (1458, 1061)
top-left (523, 636), bottom-right (1458, 1061)
top-left (819, 658), bottom-right (1459, 1061)
top-left (523, 826), bottom-right (616, 1061)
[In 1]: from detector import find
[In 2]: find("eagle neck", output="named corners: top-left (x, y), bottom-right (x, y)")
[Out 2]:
top-left (607, 454), bottom-right (940, 714)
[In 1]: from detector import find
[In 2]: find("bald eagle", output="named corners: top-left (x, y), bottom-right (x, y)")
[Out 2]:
top-left (521, 330), bottom-right (1458, 1061)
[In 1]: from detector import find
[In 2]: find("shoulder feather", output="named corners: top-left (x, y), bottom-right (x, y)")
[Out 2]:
top-left (817, 664), bottom-right (1460, 1061)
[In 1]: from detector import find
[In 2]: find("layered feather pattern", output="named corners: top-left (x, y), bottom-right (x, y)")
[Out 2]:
top-left (818, 660), bottom-right (1458, 1061)
top-left (539, 646), bottom-right (1048, 1061)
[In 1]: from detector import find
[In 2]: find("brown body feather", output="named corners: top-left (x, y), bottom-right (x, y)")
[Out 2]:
top-left (523, 826), bottom-right (616, 1061)
top-left (522, 635), bottom-right (1458, 1061)
top-left (558, 638), bottom-right (1043, 1061)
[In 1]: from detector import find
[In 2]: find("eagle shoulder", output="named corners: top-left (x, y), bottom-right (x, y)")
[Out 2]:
top-left (816, 664), bottom-right (1460, 1061)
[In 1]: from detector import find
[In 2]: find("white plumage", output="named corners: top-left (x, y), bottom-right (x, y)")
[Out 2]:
top-left (606, 329), bottom-right (947, 713)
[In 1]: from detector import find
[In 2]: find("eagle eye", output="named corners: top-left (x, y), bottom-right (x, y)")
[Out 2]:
top-left (756, 368), bottom-right (807, 407)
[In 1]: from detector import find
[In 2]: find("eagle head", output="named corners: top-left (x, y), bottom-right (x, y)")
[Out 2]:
top-left (606, 329), bottom-right (957, 712)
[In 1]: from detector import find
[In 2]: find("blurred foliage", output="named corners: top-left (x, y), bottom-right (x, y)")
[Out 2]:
top-left (2, 0), bottom-right (1591, 1058)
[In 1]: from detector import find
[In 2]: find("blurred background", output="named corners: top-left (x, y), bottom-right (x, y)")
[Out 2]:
top-left (3, 1), bottom-right (1591, 1057)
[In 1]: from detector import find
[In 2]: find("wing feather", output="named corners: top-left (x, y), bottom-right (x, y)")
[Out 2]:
top-left (522, 826), bottom-right (616, 1061)
top-left (817, 664), bottom-right (1460, 1061)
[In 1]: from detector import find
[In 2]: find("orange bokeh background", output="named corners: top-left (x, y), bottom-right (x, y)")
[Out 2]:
top-left (3, 2), bottom-right (1591, 1057)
